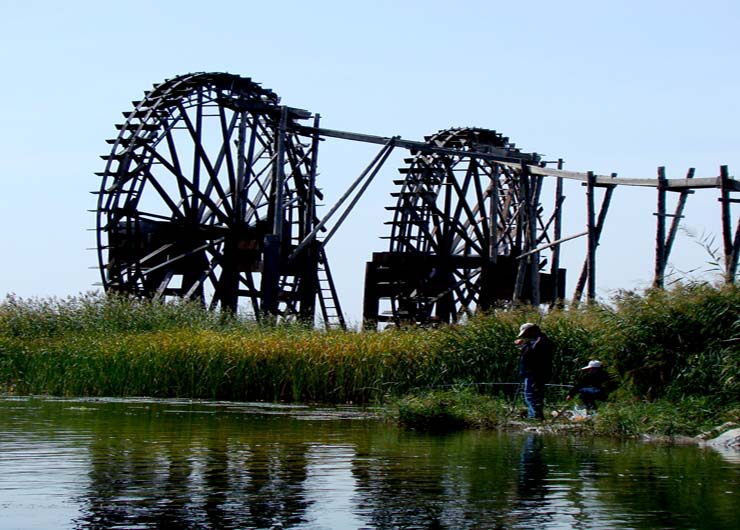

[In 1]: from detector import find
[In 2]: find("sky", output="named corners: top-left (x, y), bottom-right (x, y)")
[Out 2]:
top-left (1, 0), bottom-right (739, 325)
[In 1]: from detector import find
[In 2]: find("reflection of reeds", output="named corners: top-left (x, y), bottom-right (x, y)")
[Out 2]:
top-left (2, 285), bottom-right (740, 408)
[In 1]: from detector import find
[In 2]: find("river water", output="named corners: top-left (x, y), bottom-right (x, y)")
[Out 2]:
top-left (0, 396), bottom-right (738, 530)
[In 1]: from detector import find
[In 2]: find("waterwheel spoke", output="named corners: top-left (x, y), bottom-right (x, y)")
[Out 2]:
top-left (174, 100), bottom-right (235, 220)
top-left (139, 143), bottom-right (231, 225)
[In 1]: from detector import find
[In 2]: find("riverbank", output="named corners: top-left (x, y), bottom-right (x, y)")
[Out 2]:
top-left (392, 387), bottom-right (740, 441)
top-left (2, 284), bottom-right (739, 439)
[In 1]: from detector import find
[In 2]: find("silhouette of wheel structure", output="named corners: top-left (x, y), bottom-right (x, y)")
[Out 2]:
top-left (363, 127), bottom-right (564, 326)
top-left (95, 72), bottom-right (343, 326)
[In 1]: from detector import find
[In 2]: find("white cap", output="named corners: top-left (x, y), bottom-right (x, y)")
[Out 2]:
top-left (581, 360), bottom-right (602, 370)
top-left (517, 322), bottom-right (537, 338)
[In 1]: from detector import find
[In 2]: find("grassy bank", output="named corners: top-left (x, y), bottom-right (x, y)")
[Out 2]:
top-left (1, 284), bottom-right (740, 436)
top-left (394, 387), bottom-right (740, 438)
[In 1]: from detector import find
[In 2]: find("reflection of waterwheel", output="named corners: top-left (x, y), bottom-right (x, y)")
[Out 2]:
top-left (363, 128), bottom-right (565, 327)
top-left (95, 72), bottom-right (343, 326)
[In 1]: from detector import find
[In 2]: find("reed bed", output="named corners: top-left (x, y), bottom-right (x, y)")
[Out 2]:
top-left (1, 284), bottom-right (740, 412)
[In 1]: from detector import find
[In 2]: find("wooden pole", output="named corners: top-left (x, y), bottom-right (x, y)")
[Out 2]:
top-left (263, 106), bottom-right (289, 319)
top-left (724, 165), bottom-right (740, 283)
top-left (513, 167), bottom-right (530, 303)
top-left (528, 166), bottom-right (541, 305)
top-left (298, 113), bottom-right (322, 322)
top-left (489, 163), bottom-right (500, 265)
top-left (573, 172), bottom-right (597, 304)
top-left (586, 171), bottom-right (597, 302)
top-left (573, 175), bottom-right (616, 304)
top-left (664, 168), bottom-right (694, 259)
top-left (654, 166), bottom-right (667, 288)
top-left (720, 165), bottom-right (734, 284)
top-left (550, 159), bottom-right (564, 305)
top-left (272, 106), bottom-right (289, 238)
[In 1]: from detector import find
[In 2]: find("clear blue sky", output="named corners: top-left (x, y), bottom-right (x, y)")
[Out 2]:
top-left (1, 0), bottom-right (739, 324)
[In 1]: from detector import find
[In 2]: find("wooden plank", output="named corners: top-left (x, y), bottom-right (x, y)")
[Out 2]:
top-left (292, 125), bottom-right (539, 164)
top-left (479, 160), bottom-right (736, 191)
top-left (527, 164), bottom-right (728, 190)
top-left (293, 124), bottom-right (740, 191)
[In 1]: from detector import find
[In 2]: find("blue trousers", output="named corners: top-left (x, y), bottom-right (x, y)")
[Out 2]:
top-left (578, 387), bottom-right (605, 410)
top-left (523, 378), bottom-right (545, 419)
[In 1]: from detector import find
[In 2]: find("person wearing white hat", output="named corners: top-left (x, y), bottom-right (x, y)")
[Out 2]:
top-left (515, 322), bottom-right (554, 420)
top-left (566, 360), bottom-right (612, 412)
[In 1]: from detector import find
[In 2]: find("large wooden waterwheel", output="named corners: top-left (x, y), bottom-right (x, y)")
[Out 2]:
top-left (363, 128), bottom-right (566, 327)
top-left (95, 72), bottom-right (344, 327)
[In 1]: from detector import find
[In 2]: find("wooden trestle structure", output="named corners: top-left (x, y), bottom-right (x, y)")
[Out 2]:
top-left (94, 72), bottom-right (740, 329)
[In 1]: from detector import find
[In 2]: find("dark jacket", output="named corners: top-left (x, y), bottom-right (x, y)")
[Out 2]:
top-left (518, 335), bottom-right (554, 383)
top-left (567, 367), bottom-right (612, 398)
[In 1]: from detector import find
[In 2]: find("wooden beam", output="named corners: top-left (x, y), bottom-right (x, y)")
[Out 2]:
top-left (518, 230), bottom-right (588, 259)
top-left (293, 121), bottom-right (740, 192)
top-left (526, 165), bottom-right (733, 190)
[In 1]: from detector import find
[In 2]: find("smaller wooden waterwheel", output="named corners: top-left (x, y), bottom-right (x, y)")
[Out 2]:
top-left (363, 128), bottom-right (565, 327)
top-left (95, 72), bottom-right (344, 327)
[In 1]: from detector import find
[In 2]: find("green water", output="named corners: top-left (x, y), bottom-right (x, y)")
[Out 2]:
top-left (0, 396), bottom-right (738, 529)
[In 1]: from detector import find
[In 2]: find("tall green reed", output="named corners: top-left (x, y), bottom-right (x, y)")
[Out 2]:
top-left (2, 285), bottom-right (739, 406)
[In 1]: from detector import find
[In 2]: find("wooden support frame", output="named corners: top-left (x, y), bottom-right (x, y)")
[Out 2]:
top-left (653, 167), bottom-right (694, 288)
top-left (288, 138), bottom-right (397, 262)
top-left (97, 72), bottom-right (740, 330)
top-left (572, 172), bottom-right (617, 304)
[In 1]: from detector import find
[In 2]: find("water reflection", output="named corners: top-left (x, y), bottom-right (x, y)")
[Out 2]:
top-left (74, 405), bottom-right (316, 529)
top-left (510, 434), bottom-right (550, 527)
top-left (0, 396), bottom-right (738, 530)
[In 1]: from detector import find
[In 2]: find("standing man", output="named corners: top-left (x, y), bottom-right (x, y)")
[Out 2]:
top-left (515, 322), bottom-right (554, 420)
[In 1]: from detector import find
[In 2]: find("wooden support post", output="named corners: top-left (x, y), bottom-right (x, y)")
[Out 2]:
top-left (235, 111), bottom-right (248, 221)
top-left (513, 166), bottom-right (532, 303)
top-left (261, 234), bottom-right (281, 320)
top-left (550, 159), bottom-right (564, 306)
top-left (527, 166), bottom-right (541, 306)
top-left (574, 172), bottom-right (615, 304)
top-left (263, 106), bottom-right (289, 319)
top-left (489, 163), bottom-right (500, 265)
top-left (271, 105), bottom-right (289, 238)
top-left (305, 113), bottom-right (321, 236)
top-left (664, 168), bottom-right (694, 259)
top-left (652, 167), bottom-right (695, 290)
top-left (586, 171), bottom-right (597, 302)
top-left (720, 165), bottom-right (735, 284)
top-left (719, 164), bottom-right (740, 284)
top-left (298, 113), bottom-right (322, 323)
top-left (654, 166), bottom-right (667, 288)
top-left (362, 261), bottom-right (380, 330)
